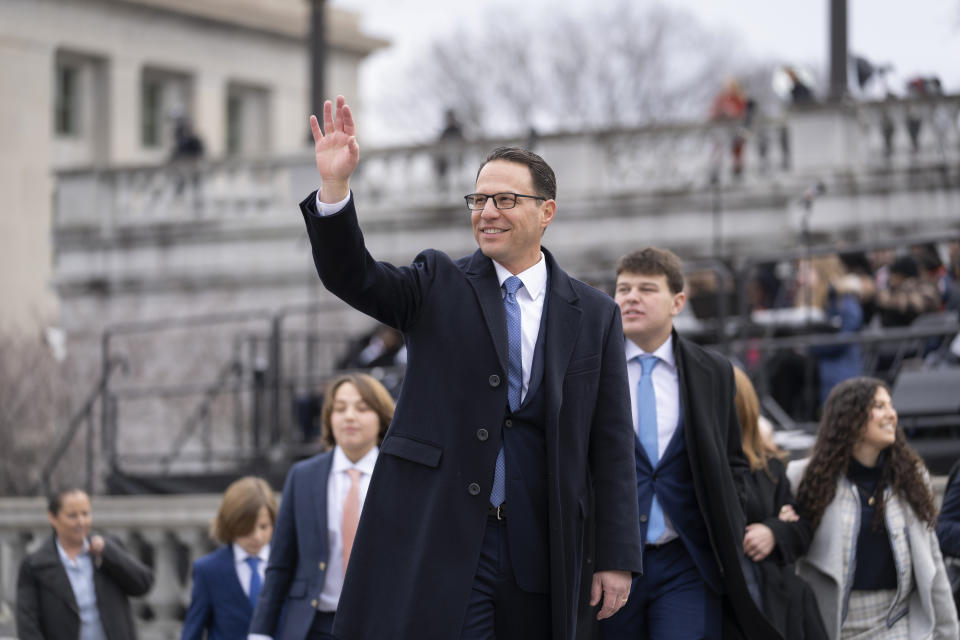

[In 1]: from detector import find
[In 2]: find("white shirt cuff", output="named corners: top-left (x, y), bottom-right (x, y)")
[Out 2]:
top-left (248, 635), bottom-right (273, 640)
top-left (314, 190), bottom-right (351, 216)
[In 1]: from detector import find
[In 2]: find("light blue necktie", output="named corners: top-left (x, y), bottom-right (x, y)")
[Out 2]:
top-left (491, 275), bottom-right (523, 507)
top-left (637, 354), bottom-right (666, 543)
top-left (245, 556), bottom-right (262, 610)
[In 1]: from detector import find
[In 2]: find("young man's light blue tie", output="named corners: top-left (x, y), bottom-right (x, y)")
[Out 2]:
top-left (637, 354), bottom-right (666, 542)
top-left (491, 275), bottom-right (523, 507)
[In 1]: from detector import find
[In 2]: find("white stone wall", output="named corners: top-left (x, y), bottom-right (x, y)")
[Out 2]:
top-left (0, 23), bottom-right (57, 333)
top-left (0, 0), bottom-right (386, 335)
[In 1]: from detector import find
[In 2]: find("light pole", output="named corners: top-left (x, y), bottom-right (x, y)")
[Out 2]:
top-left (828, 0), bottom-right (848, 102)
top-left (310, 0), bottom-right (326, 124)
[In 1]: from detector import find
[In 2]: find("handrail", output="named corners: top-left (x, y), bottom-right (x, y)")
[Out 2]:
top-left (159, 359), bottom-right (243, 472)
top-left (38, 356), bottom-right (128, 495)
top-left (75, 244), bottom-right (959, 489)
top-left (715, 320), bottom-right (959, 352)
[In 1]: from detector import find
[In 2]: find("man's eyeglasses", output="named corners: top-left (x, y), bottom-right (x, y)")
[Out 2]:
top-left (464, 193), bottom-right (546, 211)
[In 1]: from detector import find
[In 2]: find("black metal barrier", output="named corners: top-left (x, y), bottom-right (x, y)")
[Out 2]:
top-left (41, 231), bottom-right (960, 492)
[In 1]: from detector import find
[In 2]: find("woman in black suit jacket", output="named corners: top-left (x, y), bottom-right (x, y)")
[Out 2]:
top-left (16, 488), bottom-right (154, 640)
top-left (734, 368), bottom-right (827, 640)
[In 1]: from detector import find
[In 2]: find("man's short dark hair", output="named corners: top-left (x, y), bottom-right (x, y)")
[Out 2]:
top-left (477, 147), bottom-right (557, 201)
top-left (616, 248), bottom-right (685, 294)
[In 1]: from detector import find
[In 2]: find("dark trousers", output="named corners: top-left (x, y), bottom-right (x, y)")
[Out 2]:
top-left (306, 611), bottom-right (336, 639)
top-left (459, 516), bottom-right (551, 640)
top-left (599, 539), bottom-right (720, 640)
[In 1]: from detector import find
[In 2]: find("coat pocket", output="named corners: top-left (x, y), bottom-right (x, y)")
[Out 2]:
top-left (287, 578), bottom-right (307, 598)
top-left (381, 434), bottom-right (443, 468)
top-left (566, 354), bottom-right (601, 376)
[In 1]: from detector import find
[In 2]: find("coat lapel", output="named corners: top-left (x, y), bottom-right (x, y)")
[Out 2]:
top-left (215, 545), bottom-right (251, 612)
top-left (34, 535), bottom-right (80, 614)
top-left (807, 480), bottom-right (855, 586)
top-left (673, 335), bottom-right (705, 474)
top-left (464, 249), bottom-right (509, 376)
top-left (542, 250), bottom-right (581, 422)
top-left (883, 490), bottom-right (911, 611)
top-left (462, 247), bottom-right (580, 421)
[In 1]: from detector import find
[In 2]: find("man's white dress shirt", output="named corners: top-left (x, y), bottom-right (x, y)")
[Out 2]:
top-left (233, 542), bottom-right (269, 598)
top-left (491, 257), bottom-right (547, 403)
top-left (318, 445), bottom-right (378, 611)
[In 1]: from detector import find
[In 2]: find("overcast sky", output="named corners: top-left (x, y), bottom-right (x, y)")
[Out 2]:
top-left (330, 0), bottom-right (960, 144)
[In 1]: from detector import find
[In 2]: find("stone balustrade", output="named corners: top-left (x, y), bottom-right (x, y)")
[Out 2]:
top-left (50, 94), bottom-right (960, 329)
top-left (0, 478), bottom-right (950, 637)
top-left (53, 95), bottom-right (960, 234)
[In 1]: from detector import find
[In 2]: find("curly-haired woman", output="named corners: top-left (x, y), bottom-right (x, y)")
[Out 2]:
top-left (787, 377), bottom-right (958, 639)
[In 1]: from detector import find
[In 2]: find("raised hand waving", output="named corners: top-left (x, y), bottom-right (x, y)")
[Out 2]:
top-left (310, 95), bottom-right (359, 203)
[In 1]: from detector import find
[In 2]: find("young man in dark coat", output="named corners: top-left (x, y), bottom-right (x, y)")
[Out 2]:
top-left (602, 248), bottom-right (782, 640)
top-left (299, 96), bottom-right (642, 640)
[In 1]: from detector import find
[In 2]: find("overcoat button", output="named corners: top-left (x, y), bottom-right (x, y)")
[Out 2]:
top-left (311, 599), bottom-right (318, 607)
top-left (639, 514), bottom-right (649, 523)
top-left (468, 482), bottom-right (481, 496)
top-left (504, 419), bottom-right (513, 428)
top-left (318, 561), bottom-right (326, 570)
top-left (488, 374), bottom-right (501, 387)
top-left (476, 428), bottom-right (489, 441)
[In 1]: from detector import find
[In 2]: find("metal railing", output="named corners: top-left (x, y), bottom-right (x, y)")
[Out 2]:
top-left (39, 228), bottom-right (960, 492)
top-left (39, 356), bottom-right (128, 495)
top-left (36, 304), bottom-right (374, 489)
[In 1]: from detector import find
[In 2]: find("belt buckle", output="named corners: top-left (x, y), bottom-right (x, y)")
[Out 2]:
top-left (494, 504), bottom-right (505, 520)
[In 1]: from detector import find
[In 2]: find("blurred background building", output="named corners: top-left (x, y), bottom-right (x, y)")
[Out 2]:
top-left (0, 0), bottom-right (959, 635)
top-left (0, 0), bottom-right (386, 336)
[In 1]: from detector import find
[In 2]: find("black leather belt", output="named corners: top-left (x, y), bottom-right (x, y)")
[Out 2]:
top-left (488, 503), bottom-right (506, 520)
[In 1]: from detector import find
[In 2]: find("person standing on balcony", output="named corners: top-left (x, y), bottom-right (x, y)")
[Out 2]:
top-left (710, 78), bottom-right (750, 178)
top-left (435, 107), bottom-right (464, 186)
top-left (16, 487), bottom-right (154, 640)
top-left (249, 373), bottom-right (394, 640)
top-left (171, 116), bottom-right (205, 161)
top-left (181, 476), bottom-right (277, 640)
top-left (603, 247), bottom-right (781, 640)
top-left (297, 95), bottom-right (640, 640)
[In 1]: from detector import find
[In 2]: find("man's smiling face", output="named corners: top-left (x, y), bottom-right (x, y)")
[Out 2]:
top-left (472, 160), bottom-right (554, 275)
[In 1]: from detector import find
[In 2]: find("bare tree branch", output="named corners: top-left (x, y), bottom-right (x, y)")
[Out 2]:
top-left (0, 331), bottom-right (73, 495)
top-left (375, 1), bottom-right (769, 142)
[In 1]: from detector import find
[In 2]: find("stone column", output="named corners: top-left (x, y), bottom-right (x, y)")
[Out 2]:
top-left (139, 528), bottom-right (183, 636)
top-left (0, 531), bottom-right (33, 625)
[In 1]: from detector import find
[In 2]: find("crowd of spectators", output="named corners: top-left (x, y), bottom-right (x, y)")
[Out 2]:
top-left (709, 239), bottom-right (960, 422)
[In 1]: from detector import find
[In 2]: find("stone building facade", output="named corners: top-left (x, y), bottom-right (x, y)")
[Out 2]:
top-left (0, 0), bottom-right (386, 334)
